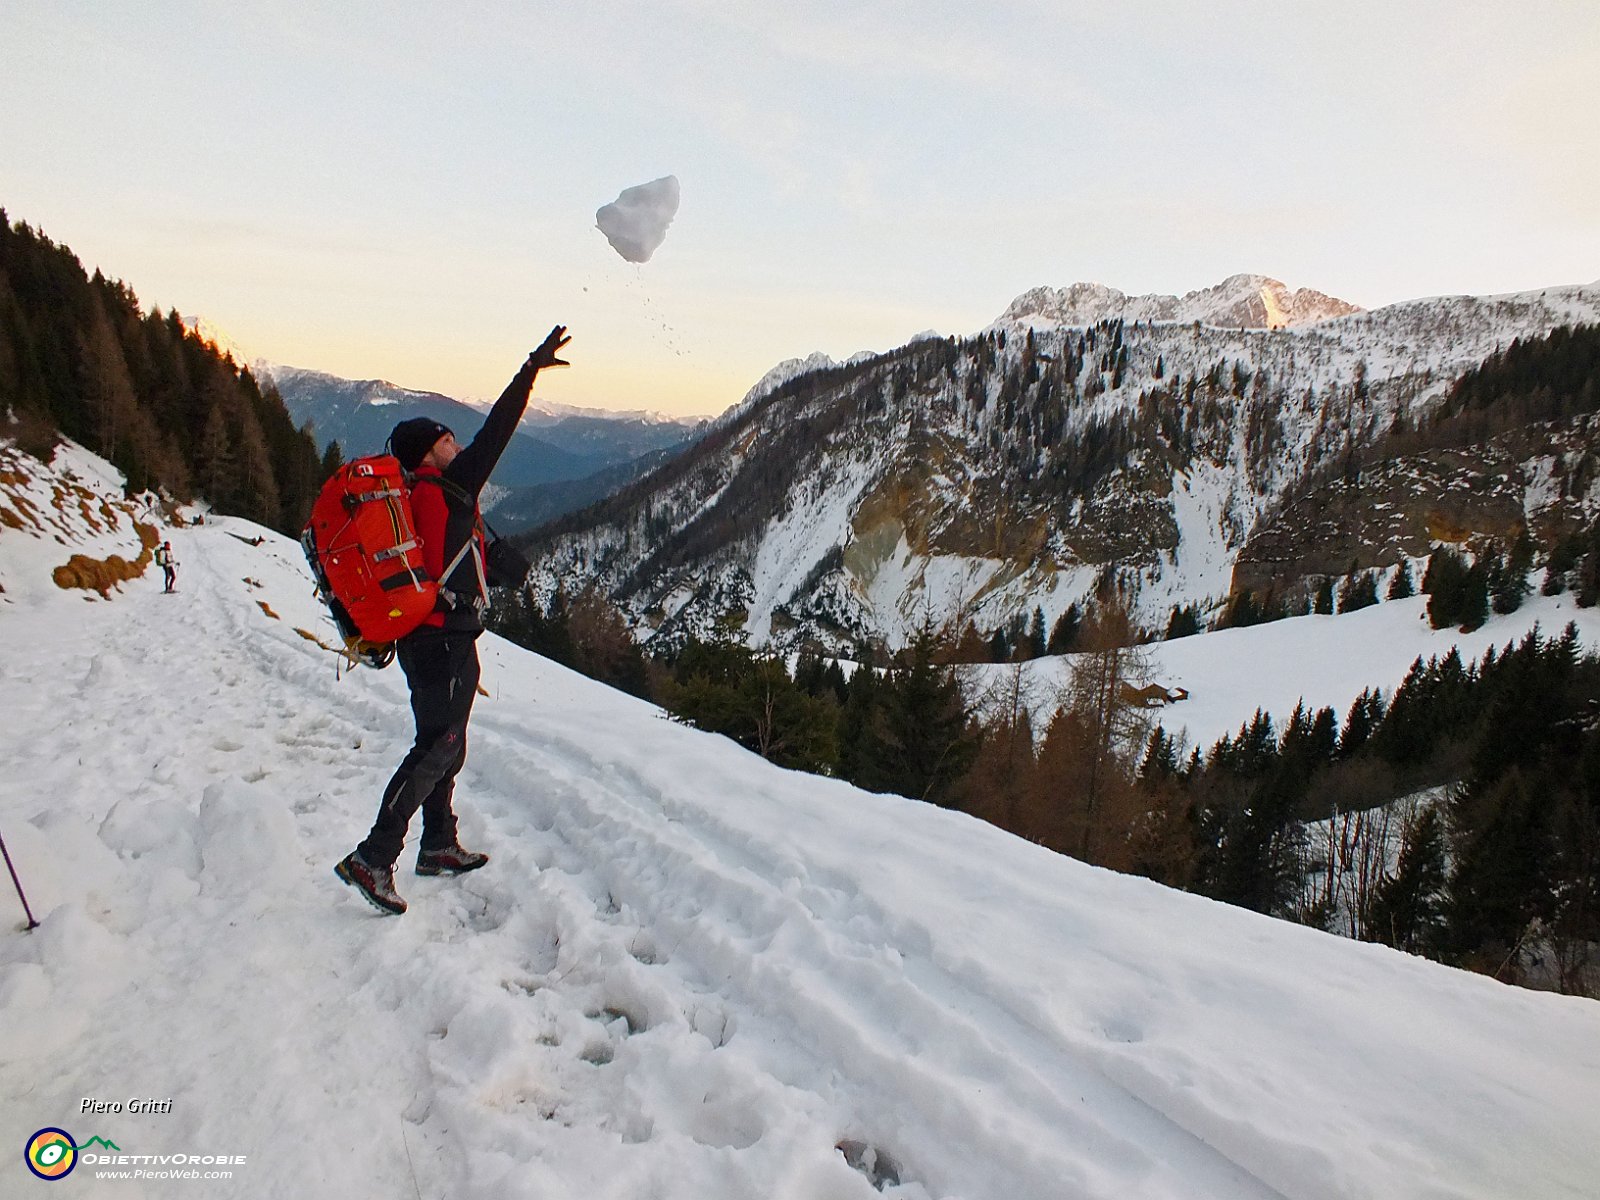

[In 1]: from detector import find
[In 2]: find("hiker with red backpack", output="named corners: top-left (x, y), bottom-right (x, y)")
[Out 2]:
top-left (334, 325), bottom-right (571, 915)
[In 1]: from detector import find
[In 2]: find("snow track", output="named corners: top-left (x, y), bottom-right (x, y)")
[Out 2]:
top-left (3, 490), bottom-right (1599, 1198)
top-left (473, 727), bottom-right (1286, 1200)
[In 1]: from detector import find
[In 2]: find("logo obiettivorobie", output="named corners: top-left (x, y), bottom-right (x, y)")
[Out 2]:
top-left (24, 1130), bottom-right (120, 1182)
top-left (24, 1129), bottom-right (77, 1181)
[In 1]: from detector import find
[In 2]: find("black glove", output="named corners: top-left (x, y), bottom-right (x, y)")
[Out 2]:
top-left (528, 325), bottom-right (571, 371)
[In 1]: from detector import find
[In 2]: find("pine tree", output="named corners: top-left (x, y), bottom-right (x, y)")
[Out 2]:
top-left (837, 664), bottom-right (886, 790)
top-left (1459, 558), bottom-right (1490, 631)
top-left (1139, 727), bottom-right (1179, 780)
top-left (1222, 589), bottom-right (1265, 628)
top-left (230, 403), bottom-right (282, 527)
top-left (1386, 560), bottom-right (1416, 599)
top-left (1424, 547), bottom-right (1473, 629)
top-left (1364, 805), bottom-right (1447, 953)
top-left (1576, 529), bottom-right (1600, 607)
top-left (658, 621), bottom-right (837, 772)
top-left (1339, 688), bottom-right (1384, 757)
top-left (988, 629), bottom-right (1010, 663)
top-left (1542, 532), bottom-right (1582, 596)
top-left (1491, 542), bottom-right (1530, 615)
top-left (1546, 745), bottom-right (1600, 994)
top-left (1204, 764), bottom-right (1305, 917)
top-left (487, 585), bottom-right (576, 667)
top-left (1027, 606), bottom-right (1047, 659)
top-left (1235, 710), bottom-right (1278, 777)
top-left (1163, 604), bottom-right (1201, 640)
top-left (320, 440), bottom-right (344, 478)
top-left (1446, 770), bottom-right (1548, 978)
top-left (1337, 571), bottom-right (1379, 614)
top-left (1127, 726), bottom-right (1195, 887)
top-left (564, 588), bottom-right (653, 701)
top-left (194, 403), bottom-right (235, 508)
top-left (875, 625), bottom-right (975, 806)
top-left (76, 296), bottom-right (167, 491)
top-left (1047, 603), bottom-right (1081, 654)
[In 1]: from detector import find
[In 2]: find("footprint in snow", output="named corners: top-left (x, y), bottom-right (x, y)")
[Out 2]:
top-left (587, 1001), bottom-right (648, 1037)
top-left (837, 1140), bottom-right (905, 1192)
top-left (627, 932), bottom-right (663, 966)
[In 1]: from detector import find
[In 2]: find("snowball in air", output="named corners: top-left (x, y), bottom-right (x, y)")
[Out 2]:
top-left (595, 176), bottom-right (680, 264)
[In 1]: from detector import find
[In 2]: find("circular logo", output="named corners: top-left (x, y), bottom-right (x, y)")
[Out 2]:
top-left (25, 1129), bottom-right (77, 1181)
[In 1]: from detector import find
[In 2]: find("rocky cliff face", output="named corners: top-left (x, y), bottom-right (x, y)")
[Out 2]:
top-left (524, 277), bottom-right (1600, 653)
top-left (1232, 414), bottom-right (1600, 599)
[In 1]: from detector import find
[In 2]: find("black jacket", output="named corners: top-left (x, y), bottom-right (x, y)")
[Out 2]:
top-left (409, 359), bottom-right (537, 633)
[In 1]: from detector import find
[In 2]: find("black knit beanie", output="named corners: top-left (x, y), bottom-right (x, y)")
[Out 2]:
top-left (389, 418), bottom-right (451, 471)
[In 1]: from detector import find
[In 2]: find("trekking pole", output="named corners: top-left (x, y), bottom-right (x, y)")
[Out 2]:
top-left (0, 827), bottom-right (40, 930)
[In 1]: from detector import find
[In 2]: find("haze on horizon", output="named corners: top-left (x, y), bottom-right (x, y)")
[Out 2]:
top-left (3, 1), bottom-right (1596, 418)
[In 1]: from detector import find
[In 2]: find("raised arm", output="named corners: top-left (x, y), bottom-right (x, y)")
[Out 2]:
top-left (448, 325), bottom-right (571, 495)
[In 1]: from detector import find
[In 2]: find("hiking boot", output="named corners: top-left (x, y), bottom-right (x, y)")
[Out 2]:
top-left (335, 851), bottom-right (407, 915)
top-left (416, 844), bottom-right (489, 876)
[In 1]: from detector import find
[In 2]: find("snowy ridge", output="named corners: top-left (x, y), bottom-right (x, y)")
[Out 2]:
top-left (259, 363), bottom-right (454, 410)
top-left (994, 274), bottom-right (1364, 332)
top-left (4, 440), bottom-right (1600, 1198)
top-left (523, 397), bottom-right (709, 427)
top-left (258, 360), bottom-right (708, 429)
top-left (716, 344), bottom-right (908, 432)
top-left (716, 352), bottom-right (841, 428)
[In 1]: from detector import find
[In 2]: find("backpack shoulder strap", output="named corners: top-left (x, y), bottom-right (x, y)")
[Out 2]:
top-left (408, 472), bottom-right (476, 508)
top-left (407, 471), bottom-right (489, 604)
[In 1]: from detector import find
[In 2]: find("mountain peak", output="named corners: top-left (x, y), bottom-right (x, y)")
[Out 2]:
top-left (996, 275), bottom-right (1364, 332)
top-left (181, 315), bottom-right (258, 368)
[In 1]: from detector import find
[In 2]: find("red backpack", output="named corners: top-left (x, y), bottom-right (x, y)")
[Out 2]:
top-left (301, 455), bottom-right (437, 668)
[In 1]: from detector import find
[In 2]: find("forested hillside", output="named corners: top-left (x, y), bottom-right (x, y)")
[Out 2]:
top-left (1237, 323), bottom-right (1600, 607)
top-left (0, 211), bottom-right (327, 533)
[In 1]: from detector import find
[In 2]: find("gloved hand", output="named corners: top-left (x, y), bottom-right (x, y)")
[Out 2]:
top-left (528, 325), bottom-right (571, 372)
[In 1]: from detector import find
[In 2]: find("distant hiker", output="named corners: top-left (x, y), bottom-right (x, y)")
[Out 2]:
top-left (155, 541), bottom-right (177, 593)
top-left (336, 325), bottom-right (571, 915)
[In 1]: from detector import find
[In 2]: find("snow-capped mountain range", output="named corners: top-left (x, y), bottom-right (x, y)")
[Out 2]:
top-left (260, 364), bottom-right (703, 489)
top-left (524, 275), bottom-right (1600, 652)
top-left (178, 318), bottom-right (707, 530)
top-left (183, 314), bottom-right (702, 431)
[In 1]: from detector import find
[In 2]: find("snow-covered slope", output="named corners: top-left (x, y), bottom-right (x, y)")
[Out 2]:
top-left (974, 580), bottom-right (1600, 752)
top-left (3, 441), bottom-right (1599, 1199)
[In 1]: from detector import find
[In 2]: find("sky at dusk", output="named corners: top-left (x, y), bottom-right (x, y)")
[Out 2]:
top-left (3, 1), bottom-right (1597, 417)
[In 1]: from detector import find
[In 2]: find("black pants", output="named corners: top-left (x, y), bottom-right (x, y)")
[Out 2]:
top-left (359, 629), bottom-right (480, 868)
